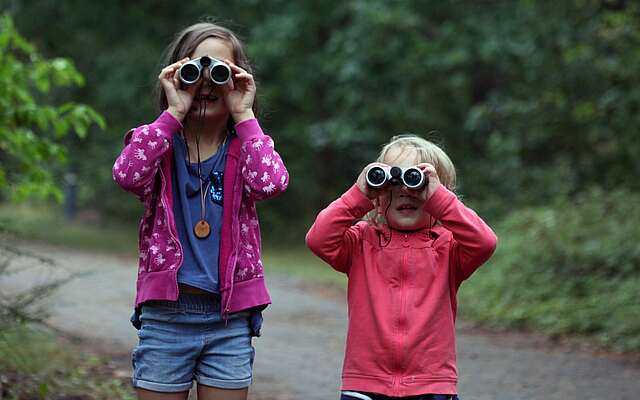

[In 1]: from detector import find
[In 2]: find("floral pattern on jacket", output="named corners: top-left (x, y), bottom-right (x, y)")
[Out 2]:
top-left (113, 112), bottom-right (288, 315)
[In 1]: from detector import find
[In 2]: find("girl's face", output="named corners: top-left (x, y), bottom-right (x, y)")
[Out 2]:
top-left (378, 145), bottom-right (431, 231)
top-left (187, 38), bottom-right (235, 122)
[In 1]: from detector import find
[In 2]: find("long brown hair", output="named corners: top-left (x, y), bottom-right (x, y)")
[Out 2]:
top-left (155, 21), bottom-right (259, 126)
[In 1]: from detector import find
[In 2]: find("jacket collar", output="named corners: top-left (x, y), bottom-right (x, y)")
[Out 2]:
top-left (374, 223), bottom-right (446, 242)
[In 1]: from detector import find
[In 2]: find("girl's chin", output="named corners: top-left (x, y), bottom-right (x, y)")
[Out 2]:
top-left (387, 217), bottom-right (429, 231)
top-left (186, 107), bottom-right (229, 121)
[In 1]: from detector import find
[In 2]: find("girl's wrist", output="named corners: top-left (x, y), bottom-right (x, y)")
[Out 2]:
top-left (232, 109), bottom-right (255, 124)
top-left (167, 107), bottom-right (185, 122)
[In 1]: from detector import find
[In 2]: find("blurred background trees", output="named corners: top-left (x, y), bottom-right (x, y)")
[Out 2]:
top-left (1, 0), bottom-right (639, 350)
top-left (4, 0), bottom-right (638, 240)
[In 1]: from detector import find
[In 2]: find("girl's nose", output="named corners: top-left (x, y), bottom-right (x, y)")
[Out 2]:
top-left (201, 68), bottom-right (213, 86)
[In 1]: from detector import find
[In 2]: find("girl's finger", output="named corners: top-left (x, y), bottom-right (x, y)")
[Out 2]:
top-left (417, 163), bottom-right (436, 176)
top-left (159, 79), bottom-right (173, 93)
top-left (224, 76), bottom-right (235, 92)
top-left (172, 68), bottom-right (181, 87)
top-left (160, 57), bottom-right (189, 78)
top-left (160, 67), bottom-right (177, 81)
top-left (169, 57), bottom-right (190, 70)
top-left (225, 59), bottom-right (246, 73)
top-left (234, 72), bottom-right (254, 83)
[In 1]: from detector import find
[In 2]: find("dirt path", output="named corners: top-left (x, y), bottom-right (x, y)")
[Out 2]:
top-left (2, 243), bottom-right (639, 400)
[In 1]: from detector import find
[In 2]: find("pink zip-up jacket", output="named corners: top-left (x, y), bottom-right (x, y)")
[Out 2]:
top-left (306, 184), bottom-right (497, 397)
top-left (113, 111), bottom-right (288, 319)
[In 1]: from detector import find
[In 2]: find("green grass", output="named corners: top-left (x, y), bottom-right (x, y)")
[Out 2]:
top-left (0, 323), bottom-right (135, 400)
top-left (0, 203), bottom-right (138, 256)
top-left (263, 246), bottom-right (347, 288)
top-left (0, 202), bottom-right (344, 286)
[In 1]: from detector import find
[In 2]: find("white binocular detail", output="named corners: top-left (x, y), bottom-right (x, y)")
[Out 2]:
top-left (366, 165), bottom-right (426, 190)
top-left (179, 56), bottom-right (231, 85)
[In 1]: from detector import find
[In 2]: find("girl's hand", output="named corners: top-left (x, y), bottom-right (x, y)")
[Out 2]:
top-left (357, 162), bottom-right (388, 200)
top-left (416, 163), bottom-right (441, 201)
top-left (223, 60), bottom-right (256, 123)
top-left (159, 57), bottom-right (200, 122)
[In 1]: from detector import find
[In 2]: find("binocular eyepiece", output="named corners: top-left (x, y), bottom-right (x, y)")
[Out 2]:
top-left (366, 165), bottom-right (427, 190)
top-left (179, 56), bottom-right (231, 86)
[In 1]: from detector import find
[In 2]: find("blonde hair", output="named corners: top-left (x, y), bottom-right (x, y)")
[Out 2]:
top-left (378, 134), bottom-right (456, 190)
top-left (366, 134), bottom-right (456, 226)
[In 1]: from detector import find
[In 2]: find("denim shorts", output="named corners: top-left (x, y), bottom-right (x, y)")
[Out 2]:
top-left (132, 293), bottom-right (255, 392)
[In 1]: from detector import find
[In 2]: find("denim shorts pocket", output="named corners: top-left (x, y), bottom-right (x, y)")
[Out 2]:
top-left (138, 308), bottom-right (183, 344)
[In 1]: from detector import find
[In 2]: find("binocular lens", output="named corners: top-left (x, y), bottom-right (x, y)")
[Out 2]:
top-left (179, 57), bottom-right (231, 85)
top-left (367, 167), bottom-right (387, 187)
top-left (404, 169), bottom-right (423, 187)
top-left (180, 64), bottom-right (200, 83)
top-left (211, 64), bottom-right (231, 84)
top-left (366, 165), bottom-right (426, 190)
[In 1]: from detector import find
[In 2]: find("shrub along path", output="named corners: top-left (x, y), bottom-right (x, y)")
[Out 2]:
top-left (2, 242), bottom-right (639, 400)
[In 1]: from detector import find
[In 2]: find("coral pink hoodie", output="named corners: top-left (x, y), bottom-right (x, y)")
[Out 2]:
top-left (306, 184), bottom-right (497, 397)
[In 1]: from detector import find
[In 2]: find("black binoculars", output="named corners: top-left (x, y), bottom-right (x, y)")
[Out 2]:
top-left (179, 56), bottom-right (231, 86)
top-left (366, 165), bottom-right (427, 190)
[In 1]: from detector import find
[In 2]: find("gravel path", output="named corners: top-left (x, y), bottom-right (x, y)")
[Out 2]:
top-left (2, 243), bottom-right (639, 400)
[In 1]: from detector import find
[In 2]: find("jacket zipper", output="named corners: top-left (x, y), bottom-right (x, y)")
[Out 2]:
top-left (223, 152), bottom-right (241, 318)
top-left (158, 165), bottom-right (183, 300)
top-left (397, 241), bottom-right (409, 396)
top-left (395, 234), bottom-right (409, 396)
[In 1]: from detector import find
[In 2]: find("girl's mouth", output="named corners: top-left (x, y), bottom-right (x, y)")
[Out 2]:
top-left (190, 94), bottom-right (219, 112)
top-left (194, 94), bottom-right (219, 102)
top-left (396, 204), bottom-right (418, 214)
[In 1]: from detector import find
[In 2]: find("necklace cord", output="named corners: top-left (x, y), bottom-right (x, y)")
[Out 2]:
top-left (197, 98), bottom-right (207, 220)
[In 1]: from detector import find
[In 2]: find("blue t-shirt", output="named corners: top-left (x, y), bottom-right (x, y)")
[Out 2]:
top-left (172, 134), bottom-right (228, 293)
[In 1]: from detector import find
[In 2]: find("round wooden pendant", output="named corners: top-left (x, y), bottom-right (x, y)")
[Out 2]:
top-left (194, 220), bottom-right (211, 239)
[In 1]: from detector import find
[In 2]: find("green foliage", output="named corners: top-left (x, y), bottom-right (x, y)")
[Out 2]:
top-left (0, 226), bottom-right (132, 398)
top-left (1, 1), bottom-right (635, 225)
top-left (0, 323), bottom-right (135, 400)
top-left (0, 203), bottom-right (138, 256)
top-left (249, 0), bottom-right (640, 221)
top-left (459, 189), bottom-right (640, 351)
top-left (0, 13), bottom-right (104, 202)
top-left (3, 0), bottom-right (638, 351)
top-left (7, 0), bottom-right (640, 228)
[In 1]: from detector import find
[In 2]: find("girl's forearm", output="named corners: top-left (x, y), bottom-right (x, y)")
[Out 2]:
top-left (425, 185), bottom-right (498, 277)
top-left (306, 185), bottom-right (373, 272)
top-left (113, 111), bottom-right (182, 198)
top-left (237, 118), bottom-right (289, 201)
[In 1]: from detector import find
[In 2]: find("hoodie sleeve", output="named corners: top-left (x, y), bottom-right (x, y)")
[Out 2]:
top-left (305, 185), bottom-right (374, 274)
top-left (236, 118), bottom-right (289, 201)
top-left (424, 185), bottom-right (498, 284)
top-left (112, 111), bottom-right (182, 202)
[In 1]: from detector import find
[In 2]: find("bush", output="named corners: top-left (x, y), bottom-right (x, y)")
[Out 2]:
top-left (459, 189), bottom-right (640, 351)
top-left (0, 323), bottom-right (135, 400)
top-left (0, 238), bottom-right (134, 399)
